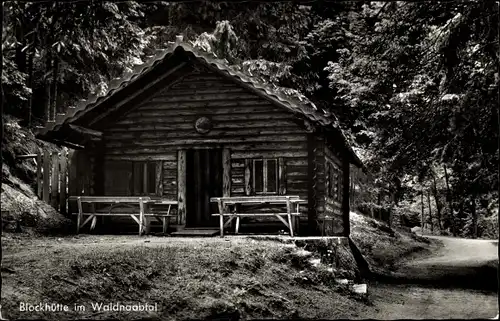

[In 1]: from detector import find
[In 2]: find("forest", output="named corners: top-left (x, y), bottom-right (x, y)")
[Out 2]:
top-left (2, 1), bottom-right (499, 238)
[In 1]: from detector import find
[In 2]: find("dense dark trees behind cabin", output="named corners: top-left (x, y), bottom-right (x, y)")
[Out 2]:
top-left (2, 1), bottom-right (498, 238)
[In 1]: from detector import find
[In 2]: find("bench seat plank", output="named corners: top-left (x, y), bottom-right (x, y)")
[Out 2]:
top-left (211, 213), bottom-right (301, 216)
top-left (72, 213), bottom-right (176, 217)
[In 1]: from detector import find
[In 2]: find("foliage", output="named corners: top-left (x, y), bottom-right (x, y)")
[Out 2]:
top-left (2, 1), bottom-right (498, 238)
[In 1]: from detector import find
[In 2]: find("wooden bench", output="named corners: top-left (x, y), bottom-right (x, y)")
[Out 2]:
top-left (210, 196), bottom-right (306, 237)
top-left (68, 196), bottom-right (178, 236)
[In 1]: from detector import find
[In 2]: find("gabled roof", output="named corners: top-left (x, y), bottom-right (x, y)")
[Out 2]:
top-left (36, 40), bottom-right (363, 167)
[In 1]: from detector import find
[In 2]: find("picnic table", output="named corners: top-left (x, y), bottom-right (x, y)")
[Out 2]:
top-left (210, 196), bottom-right (306, 237)
top-left (68, 196), bottom-right (178, 236)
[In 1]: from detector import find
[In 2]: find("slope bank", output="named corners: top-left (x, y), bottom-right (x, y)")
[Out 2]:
top-left (1, 116), bottom-right (71, 234)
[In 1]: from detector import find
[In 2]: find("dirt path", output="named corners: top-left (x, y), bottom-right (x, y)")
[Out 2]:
top-left (410, 235), bottom-right (498, 266)
top-left (364, 235), bottom-right (499, 319)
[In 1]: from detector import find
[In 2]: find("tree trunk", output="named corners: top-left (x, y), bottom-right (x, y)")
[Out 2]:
top-left (470, 197), bottom-right (477, 239)
top-left (431, 172), bottom-right (443, 231)
top-left (427, 189), bottom-right (433, 233)
top-left (443, 164), bottom-right (456, 236)
top-left (15, 10), bottom-right (27, 124)
top-left (26, 33), bottom-right (35, 127)
top-left (15, 16), bottom-right (26, 73)
top-left (458, 200), bottom-right (465, 236)
top-left (51, 57), bottom-right (59, 117)
top-left (377, 190), bottom-right (382, 220)
top-left (350, 168), bottom-right (355, 207)
top-left (421, 190), bottom-right (425, 230)
top-left (44, 53), bottom-right (52, 122)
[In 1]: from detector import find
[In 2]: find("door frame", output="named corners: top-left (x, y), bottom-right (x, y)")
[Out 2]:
top-left (180, 147), bottom-right (228, 228)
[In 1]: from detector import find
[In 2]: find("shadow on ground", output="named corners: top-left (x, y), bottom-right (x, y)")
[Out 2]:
top-left (370, 259), bottom-right (498, 292)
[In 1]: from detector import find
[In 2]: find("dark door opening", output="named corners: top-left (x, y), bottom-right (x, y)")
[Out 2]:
top-left (186, 149), bottom-right (223, 228)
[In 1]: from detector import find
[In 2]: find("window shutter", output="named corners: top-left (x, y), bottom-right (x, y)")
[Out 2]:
top-left (156, 161), bottom-right (163, 196)
top-left (278, 157), bottom-right (286, 195)
top-left (244, 159), bottom-right (253, 195)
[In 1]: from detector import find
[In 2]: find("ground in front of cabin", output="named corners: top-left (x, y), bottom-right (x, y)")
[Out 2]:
top-left (1, 234), bottom-right (369, 320)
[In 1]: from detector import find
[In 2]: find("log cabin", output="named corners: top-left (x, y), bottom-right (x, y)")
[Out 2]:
top-left (36, 36), bottom-right (363, 236)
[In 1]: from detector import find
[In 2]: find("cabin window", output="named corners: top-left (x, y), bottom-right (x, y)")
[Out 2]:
top-left (132, 161), bottom-right (158, 196)
top-left (104, 161), bottom-right (134, 196)
top-left (104, 160), bottom-right (160, 196)
top-left (252, 158), bottom-right (278, 194)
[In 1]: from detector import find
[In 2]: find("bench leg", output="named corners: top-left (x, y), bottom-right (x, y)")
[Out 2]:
top-left (90, 216), bottom-right (97, 231)
top-left (145, 217), bottom-right (151, 235)
top-left (220, 215), bottom-right (224, 237)
top-left (162, 217), bottom-right (168, 234)
top-left (217, 199), bottom-right (224, 237)
top-left (76, 197), bottom-right (83, 234)
top-left (286, 199), bottom-right (294, 237)
top-left (139, 198), bottom-right (144, 236)
top-left (235, 216), bottom-right (240, 234)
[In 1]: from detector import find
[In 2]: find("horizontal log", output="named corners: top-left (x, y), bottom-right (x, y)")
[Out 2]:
top-left (128, 106), bottom-right (282, 117)
top-left (157, 87), bottom-right (247, 96)
top-left (106, 125), bottom-right (303, 137)
top-left (231, 162), bottom-right (245, 168)
top-left (232, 187), bottom-right (244, 193)
top-left (149, 93), bottom-right (259, 103)
top-left (281, 188), bottom-right (307, 195)
top-left (287, 178), bottom-right (308, 185)
top-left (286, 182), bottom-right (309, 190)
top-left (138, 99), bottom-right (271, 110)
top-left (105, 135), bottom-right (308, 150)
top-left (104, 154), bottom-right (177, 161)
top-left (231, 150), bottom-right (308, 159)
top-left (106, 132), bottom-right (306, 142)
top-left (286, 170), bottom-right (308, 177)
top-left (68, 124), bottom-right (103, 138)
top-left (170, 81), bottom-right (238, 90)
top-left (181, 75), bottom-right (232, 82)
top-left (162, 161), bottom-right (177, 169)
top-left (114, 113), bottom-right (294, 126)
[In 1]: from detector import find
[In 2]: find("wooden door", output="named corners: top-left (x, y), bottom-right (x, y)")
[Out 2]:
top-left (186, 149), bottom-right (222, 227)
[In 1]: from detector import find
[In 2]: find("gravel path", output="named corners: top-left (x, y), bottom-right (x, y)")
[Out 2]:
top-left (364, 235), bottom-right (499, 319)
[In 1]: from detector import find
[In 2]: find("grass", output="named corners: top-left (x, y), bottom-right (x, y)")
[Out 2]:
top-left (350, 211), bottom-right (435, 274)
top-left (1, 236), bottom-right (371, 320)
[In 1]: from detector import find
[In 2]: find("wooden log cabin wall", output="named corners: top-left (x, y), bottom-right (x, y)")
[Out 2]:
top-left (99, 64), bottom-right (312, 229)
top-left (37, 43), bottom-right (363, 236)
